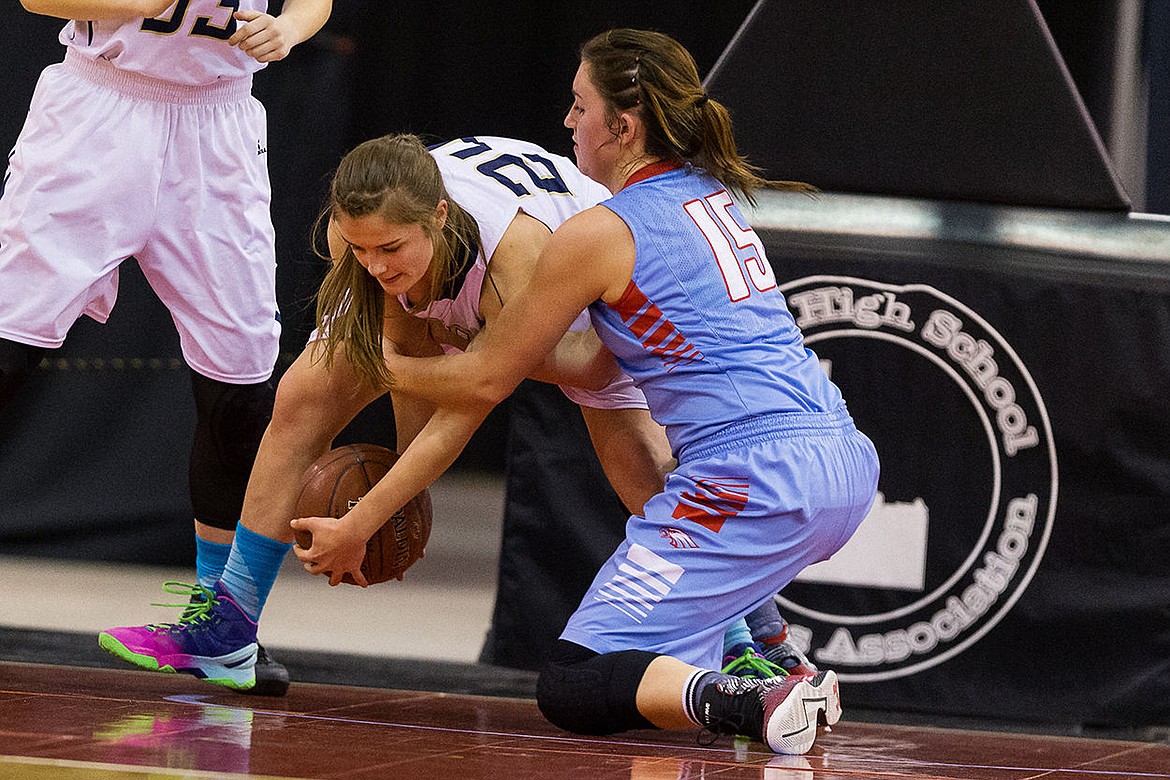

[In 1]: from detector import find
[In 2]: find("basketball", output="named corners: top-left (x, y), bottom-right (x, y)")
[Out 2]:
top-left (293, 443), bottom-right (432, 585)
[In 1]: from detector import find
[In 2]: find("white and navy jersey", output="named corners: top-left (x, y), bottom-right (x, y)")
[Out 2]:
top-left (59, 1), bottom-right (269, 86)
top-left (404, 136), bottom-right (611, 352)
top-left (592, 164), bottom-right (846, 453)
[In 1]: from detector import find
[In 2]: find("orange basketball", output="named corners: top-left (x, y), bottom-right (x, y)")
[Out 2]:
top-left (293, 444), bottom-right (432, 585)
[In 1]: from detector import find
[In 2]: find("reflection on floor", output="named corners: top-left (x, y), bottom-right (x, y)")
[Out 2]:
top-left (2, 661), bottom-right (1169, 780)
top-left (4, 469), bottom-right (1170, 778)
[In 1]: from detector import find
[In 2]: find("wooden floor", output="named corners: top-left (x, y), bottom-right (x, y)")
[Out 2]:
top-left (2, 661), bottom-right (1167, 780)
top-left (2, 476), bottom-right (1167, 778)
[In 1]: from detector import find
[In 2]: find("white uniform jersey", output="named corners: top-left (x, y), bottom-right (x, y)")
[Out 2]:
top-left (59, 1), bottom-right (268, 86)
top-left (405, 136), bottom-right (609, 349)
top-left (404, 136), bottom-right (646, 410)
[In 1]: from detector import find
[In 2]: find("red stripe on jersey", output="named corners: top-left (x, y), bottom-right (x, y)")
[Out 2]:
top-left (607, 281), bottom-right (705, 372)
top-left (671, 478), bottom-right (750, 533)
top-left (629, 306), bottom-right (664, 339)
top-left (643, 321), bottom-right (676, 348)
top-left (610, 282), bottom-right (649, 320)
top-left (657, 331), bottom-right (686, 353)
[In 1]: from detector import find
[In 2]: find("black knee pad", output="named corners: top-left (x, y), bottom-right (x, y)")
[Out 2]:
top-left (536, 640), bottom-right (659, 735)
top-left (0, 339), bottom-right (48, 408)
top-left (189, 371), bottom-right (276, 529)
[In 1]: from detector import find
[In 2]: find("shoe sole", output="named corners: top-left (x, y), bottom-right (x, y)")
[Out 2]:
top-left (244, 665), bottom-right (290, 697)
top-left (244, 677), bottom-right (290, 697)
top-left (763, 670), bottom-right (840, 755)
top-left (98, 632), bottom-right (258, 691)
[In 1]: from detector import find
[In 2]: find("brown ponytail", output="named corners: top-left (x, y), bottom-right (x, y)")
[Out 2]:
top-left (580, 29), bottom-right (815, 206)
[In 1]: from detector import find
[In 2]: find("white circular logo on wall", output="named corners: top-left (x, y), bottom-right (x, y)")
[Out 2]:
top-left (778, 276), bottom-right (1058, 682)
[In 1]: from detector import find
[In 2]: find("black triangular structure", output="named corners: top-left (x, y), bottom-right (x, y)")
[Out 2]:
top-left (705, 0), bottom-right (1130, 211)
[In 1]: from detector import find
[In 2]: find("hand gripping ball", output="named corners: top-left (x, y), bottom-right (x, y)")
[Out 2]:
top-left (293, 444), bottom-right (432, 585)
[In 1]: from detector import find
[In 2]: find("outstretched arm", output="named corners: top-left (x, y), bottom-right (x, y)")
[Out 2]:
top-left (291, 207), bottom-right (636, 584)
top-left (291, 402), bottom-right (488, 586)
top-left (385, 207), bottom-right (634, 409)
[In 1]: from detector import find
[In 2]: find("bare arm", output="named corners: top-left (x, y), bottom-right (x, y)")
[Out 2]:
top-left (385, 206), bottom-right (634, 409)
top-left (287, 296), bottom-right (441, 586)
top-left (581, 406), bottom-right (674, 515)
top-left (229, 0), bottom-right (332, 63)
top-left (20, 0), bottom-right (175, 18)
top-left (475, 211), bottom-right (621, 392)
top-left (290, 208), bottom-right (635, 585)
top-left (531, 327), bottom-right (622, 391)
top-left (291, 403), bottom-right (487, 586)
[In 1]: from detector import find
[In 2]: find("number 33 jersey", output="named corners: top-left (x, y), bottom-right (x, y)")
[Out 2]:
top-left (59, 0), bottom-right (270, 86)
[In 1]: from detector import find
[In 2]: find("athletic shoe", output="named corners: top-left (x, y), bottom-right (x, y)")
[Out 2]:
top-left (721, 643), bottom-right (788, 679)
top-left (98, 581), bottom-right (258, 691)
top-left (760, 638), bottom-right (819, 677)
top-left (712, 670), bottom-right (841, 755)
top-left (179, 586), bottom-right (289, 697)
top-left (249, 644), bottom-right (291, 697)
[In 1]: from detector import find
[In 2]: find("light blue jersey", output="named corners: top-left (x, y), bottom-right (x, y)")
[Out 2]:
top-left (589, 164), bottom-right (843, 456)
top-left (561, 165), bottom-right (880, 669)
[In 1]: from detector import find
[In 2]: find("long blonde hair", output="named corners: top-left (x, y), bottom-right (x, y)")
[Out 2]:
top-left (580, 29), bottom-right (815, 206)
top-left (313, 134), bottom-right (481, 388)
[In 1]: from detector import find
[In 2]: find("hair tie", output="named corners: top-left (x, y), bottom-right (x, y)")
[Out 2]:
top-left (630, 54), bottom-right (642, 85)
top-left (694, 93), bottom-right (710, 108)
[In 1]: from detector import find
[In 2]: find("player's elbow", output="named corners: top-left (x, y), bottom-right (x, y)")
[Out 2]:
top-left (578, 361), bottom-right (621, 391)
top-left (468, 372), bottom-right (515, 409)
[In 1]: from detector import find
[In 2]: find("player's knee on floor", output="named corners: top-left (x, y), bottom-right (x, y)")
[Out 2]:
top-left (0, 339), bottom-right (47, 408)
top-left (189, 371), bottom-right (276, 529)
top-left (536, 640), bottom-right (659, 735)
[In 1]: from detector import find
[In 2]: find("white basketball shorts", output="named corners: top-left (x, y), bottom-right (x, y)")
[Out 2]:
top-left (0, 50), bottom-right (279, 383)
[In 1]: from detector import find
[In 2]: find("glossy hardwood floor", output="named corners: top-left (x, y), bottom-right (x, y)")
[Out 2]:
top-left (3, 475), bottom-right (1167, 778)
top-left (2, 661), bottom-right (1168, 780)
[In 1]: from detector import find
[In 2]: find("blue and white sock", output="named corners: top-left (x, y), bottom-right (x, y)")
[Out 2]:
top-left (219, 525), bottom-right (293, 621)
top-left (194, 536), bottom-right (233, 589)
top-left (723, 618), bottom-right (754, 656)
top-left (745, 600), bottom-right (786, 645)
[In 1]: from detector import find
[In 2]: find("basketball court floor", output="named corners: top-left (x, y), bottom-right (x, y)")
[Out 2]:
top-left (3, 660), bottom-right (1168, 780)
top-left (2, 475), bottom-right (1168, 779)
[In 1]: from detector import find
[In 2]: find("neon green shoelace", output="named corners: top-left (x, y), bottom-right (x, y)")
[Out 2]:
top-left (144, 581), bottom-right (218, 628)
top-left (721, 647), bottom-right (788, 678)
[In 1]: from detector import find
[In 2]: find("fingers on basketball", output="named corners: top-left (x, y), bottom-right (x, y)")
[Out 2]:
top-left (293, 443), bottom-right (432, 585)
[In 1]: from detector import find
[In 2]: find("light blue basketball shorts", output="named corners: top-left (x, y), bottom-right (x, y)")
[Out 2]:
top-left (560, 408), bottom-right (880, 672)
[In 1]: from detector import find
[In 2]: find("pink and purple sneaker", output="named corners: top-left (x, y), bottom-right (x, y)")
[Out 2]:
top-left (98, 581), bottom-right (258, 691)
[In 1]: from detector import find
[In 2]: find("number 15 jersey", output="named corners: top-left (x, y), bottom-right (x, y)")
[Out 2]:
top-left (591, 164), bottom-right (846, 453)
